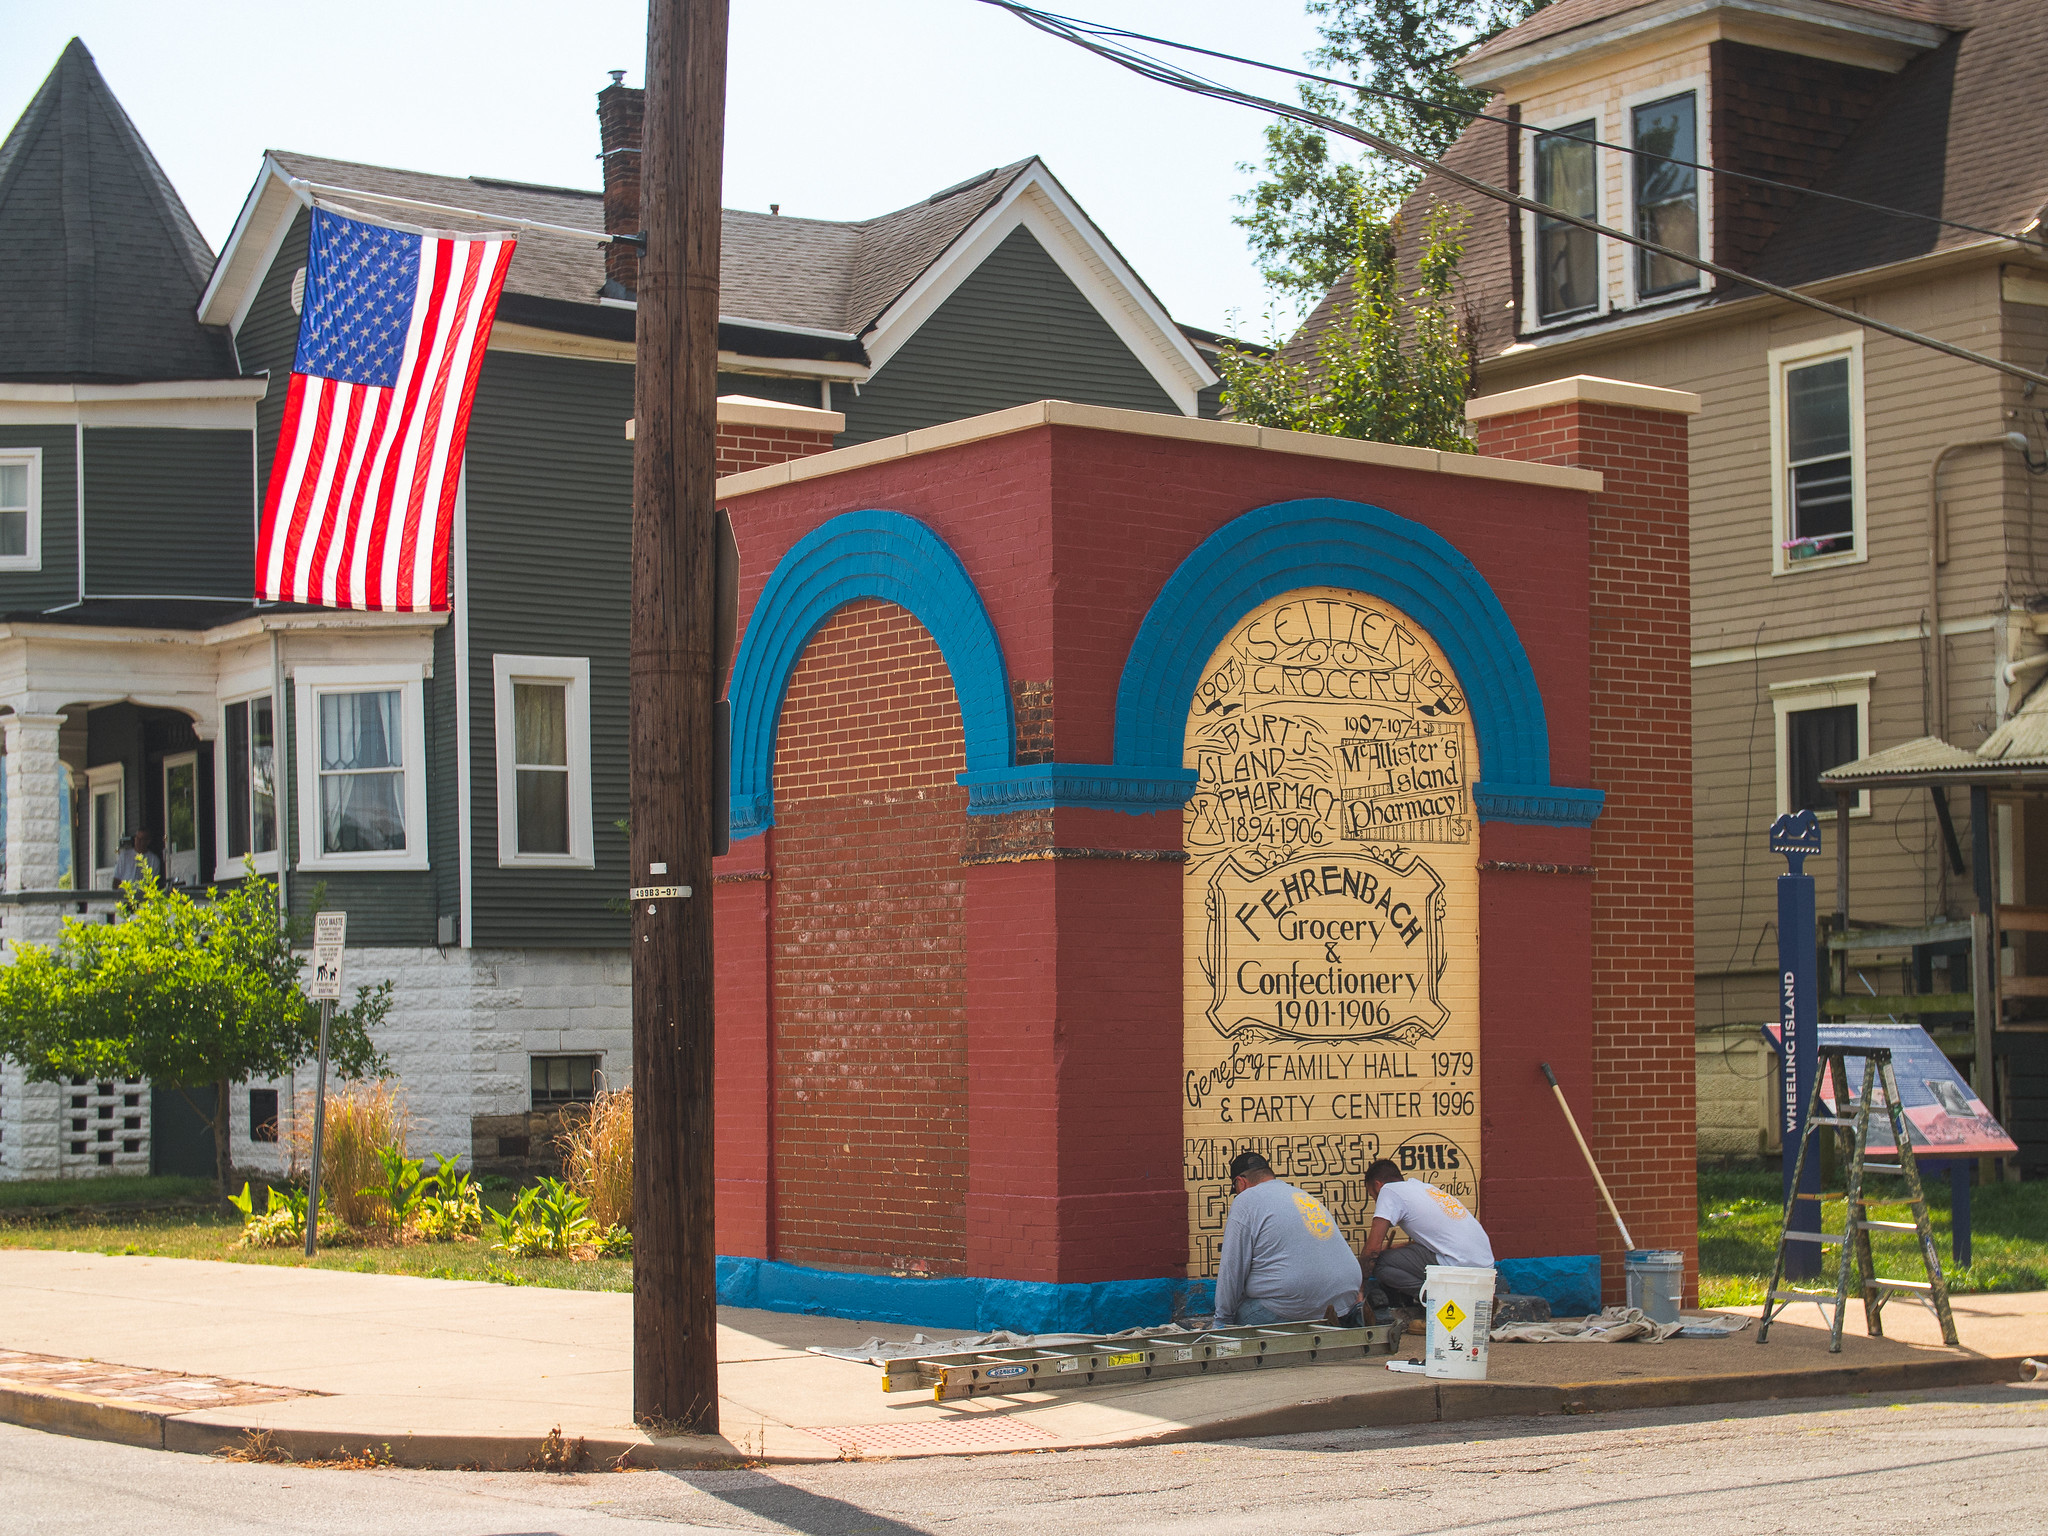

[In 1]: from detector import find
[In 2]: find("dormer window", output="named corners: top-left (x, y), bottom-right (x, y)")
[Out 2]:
top-left (1632, 92), bottom-right (1700, 297)
top-left (1534, 121), bottom-right (1599, 322)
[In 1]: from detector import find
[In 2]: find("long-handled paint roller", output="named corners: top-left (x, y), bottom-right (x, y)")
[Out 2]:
top-left (1541, 1062), bottom-right (1635, 1251)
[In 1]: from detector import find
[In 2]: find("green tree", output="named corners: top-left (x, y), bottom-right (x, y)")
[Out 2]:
top-left (0, 871), bottom-right (391, 1189)
top-left (1220, 196), bottom-right (1473, 452)
top-left (1238, 0), bottom-right (1549, 303)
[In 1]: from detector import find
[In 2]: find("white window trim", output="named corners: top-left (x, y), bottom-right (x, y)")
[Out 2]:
top-left (292, 663), bottom-right (429, 873)
top-left (85, 762), bottom-right (123, 890)
top-left (1772, 672), bottom-right (1873, 818)
top-left (1521, 107), bottom-right (1609, 333)
top-left (493, 654), bottom-right (594, 869)
top-left (1769, 331), bottom-right (1868, 576)
top-left (213, 690), bottom-right (281, 881)
top-left (0, 446), bottom-right (43, 572)
top-left (1619, 76), bottom-right (1710, 311)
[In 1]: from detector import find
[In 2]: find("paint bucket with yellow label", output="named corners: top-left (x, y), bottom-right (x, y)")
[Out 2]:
top-left (1421, 1264), bottom-right (1495, 1380)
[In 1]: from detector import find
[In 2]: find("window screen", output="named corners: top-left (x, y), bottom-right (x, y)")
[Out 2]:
top-left (532, 1054), bottom-right (600, 1107)
top-left (1535, 121), bottom-right (1599, 320)
top-left (1788, 703), bottom-right (1858, 813)
top-left (1632, 92), bottom-right (1699, 296)
top-left (1786, 356), bottom-right (1854, 558)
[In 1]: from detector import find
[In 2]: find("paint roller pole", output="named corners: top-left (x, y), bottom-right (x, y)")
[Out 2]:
top-left (1540, 1062), bottom-right (1635, 1252)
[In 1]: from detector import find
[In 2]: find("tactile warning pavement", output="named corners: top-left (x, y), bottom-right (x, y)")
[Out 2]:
top-left (0, 1348), bottom-right (314, 1410)
top-left (806, 1417), bottom-right (1056, 1454)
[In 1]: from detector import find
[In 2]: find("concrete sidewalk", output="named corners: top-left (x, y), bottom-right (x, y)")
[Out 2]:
top-left (1, 1250), bottom-right (2041, 1468)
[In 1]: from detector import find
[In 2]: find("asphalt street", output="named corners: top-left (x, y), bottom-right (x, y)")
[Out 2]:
top-left (5, 1385), bottom-right (2045, 1535)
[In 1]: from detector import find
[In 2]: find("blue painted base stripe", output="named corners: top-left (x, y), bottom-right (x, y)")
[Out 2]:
top-left (714, 1254), bottom-right (1605, 1332)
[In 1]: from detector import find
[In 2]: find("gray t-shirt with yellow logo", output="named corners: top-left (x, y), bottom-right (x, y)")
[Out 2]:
top-left (1213, 1177), bottom-right (1364, 1326)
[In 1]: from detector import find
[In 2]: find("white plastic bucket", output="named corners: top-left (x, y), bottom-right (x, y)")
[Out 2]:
top-left (1421, 1264), bottom-right (1495, 1380)
top-left (1625, 1250), bottom-right (1684, 1325)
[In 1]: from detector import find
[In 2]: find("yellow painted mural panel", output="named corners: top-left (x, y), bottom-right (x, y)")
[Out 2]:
top-left (1182, 588), bottom-right (1482, 1278)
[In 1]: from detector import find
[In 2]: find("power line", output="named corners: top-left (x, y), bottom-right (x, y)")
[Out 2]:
top-left (984, 0), bottom-right (2048, 393)
top-left (1003, 3), bottom-right (2046, 256)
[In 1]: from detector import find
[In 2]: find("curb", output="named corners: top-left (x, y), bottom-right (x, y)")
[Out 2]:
top-left (1, 1353), bottom-right (2036, 1468)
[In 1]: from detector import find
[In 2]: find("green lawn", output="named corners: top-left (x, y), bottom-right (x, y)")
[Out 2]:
top-left (0, 1181), bottom-right (631, 1293)
top-left (1698, 1169), bottom-right (2048, 1307)
top-left (0, 1175), bottom-right (216, 1210)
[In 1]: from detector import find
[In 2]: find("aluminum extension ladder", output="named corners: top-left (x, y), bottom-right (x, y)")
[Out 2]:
top-left (1759, 1044), bottom-right (1959, 1353)
top-left (879, 1318), bottom-right (1399, 1401)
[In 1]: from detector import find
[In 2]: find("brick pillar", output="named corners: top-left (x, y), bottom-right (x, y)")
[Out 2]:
top-left (1468, 376), bottom-right (1699, 1303)
top-left (713, 398), bottom-right (846, 477)
top-left (595, 74), bottom-right (644, 294)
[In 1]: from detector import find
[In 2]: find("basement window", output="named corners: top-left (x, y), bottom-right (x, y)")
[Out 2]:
top-left (531, 1055), bottom-right (601, 1108)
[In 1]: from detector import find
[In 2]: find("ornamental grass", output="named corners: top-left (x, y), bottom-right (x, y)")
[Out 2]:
top-left (293, 1079), bottom-right (410, 1229)
top-left (558, 1087), bottom-right (632, 1234)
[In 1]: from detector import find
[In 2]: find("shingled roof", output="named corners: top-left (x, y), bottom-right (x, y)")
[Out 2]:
top-left (0, 39), bottom-right (237, 383)
top-left (1460, 0), bottom-right (1956, 71)
top-left (266, 151), bottom-right (1033, 338)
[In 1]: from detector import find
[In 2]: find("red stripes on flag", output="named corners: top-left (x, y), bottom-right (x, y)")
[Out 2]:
top-left (258, 232), bottom-right (515, 612)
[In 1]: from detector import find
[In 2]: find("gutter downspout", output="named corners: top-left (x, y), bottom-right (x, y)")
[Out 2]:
top-left (272, 624), bottom-right (289, 921)
top-left (1928, 432), bottom-right (2029, 735)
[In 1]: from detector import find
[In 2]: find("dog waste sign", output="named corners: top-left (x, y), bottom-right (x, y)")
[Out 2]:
top-left (307, 911), bottom-right (347, 1001)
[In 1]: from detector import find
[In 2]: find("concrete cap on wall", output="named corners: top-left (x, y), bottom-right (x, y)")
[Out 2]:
top-left (1464, 375), bottom-right (1703, 421)
top-left (713, 398), bottom-right (1603, 498)
top-left (625, 394), bottom-right (847, 440)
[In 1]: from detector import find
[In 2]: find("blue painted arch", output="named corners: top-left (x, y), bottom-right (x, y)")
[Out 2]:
top-left (727, 510), bottom-right (1014, 839)
top-left (1115, 497), bottom-right (1600, 825)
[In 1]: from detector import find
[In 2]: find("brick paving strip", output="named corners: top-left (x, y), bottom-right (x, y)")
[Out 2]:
top-left (0, 1348), bottom-right (315, 1411)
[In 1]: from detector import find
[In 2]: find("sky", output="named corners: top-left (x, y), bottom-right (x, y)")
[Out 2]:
top-left (0, 0), bottom-right (1335, 337)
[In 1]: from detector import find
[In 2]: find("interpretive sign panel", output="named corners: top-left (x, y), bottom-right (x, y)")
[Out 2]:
top-left (1182, 588), bottom-right (1481, 1277)
top-left (1764, 1020), bottom-right (2017, 1157)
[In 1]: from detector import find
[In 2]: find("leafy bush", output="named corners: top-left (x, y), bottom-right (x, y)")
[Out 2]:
top-left (595, 1223), bottom-right (633, 1260)
top-left (229, 1181), bottom-right (307, 1249)
top-left (359, 1146), bottom-right (427, 1234)
top-left (414, 1154), bottom-right (482, 1242)
top-left (488, 1178), bottom-right (596, 1258)
top-left (558, 1088), bottom-right (632, 1234)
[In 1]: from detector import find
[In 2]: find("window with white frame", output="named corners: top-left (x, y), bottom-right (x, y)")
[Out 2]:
top-left (493, 654), bottom-right (593, 867)
top-left (1533, 119), bottom-right (1600, 322)
top-left (1773, 673), bottom-right (1872, 817)
top-left (292, 665), bottom-right (428, 871)
top-left (218, 693), bottom-right (279, 876)
top-left (1631, 91), bottom-right (1700, 298)
top-left (0, 449), bottom-right (42, 571)
top-left (1770, 334), bottom-right (1866, 571)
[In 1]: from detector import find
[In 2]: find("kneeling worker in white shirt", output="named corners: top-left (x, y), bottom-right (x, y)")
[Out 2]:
top-left (1360, 1158), bottom-right (1493, 1307)
top-left (1211, 1151), bottom-right (1365, 1328)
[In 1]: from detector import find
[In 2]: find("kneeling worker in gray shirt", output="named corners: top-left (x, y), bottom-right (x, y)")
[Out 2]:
top-left (1211, 1151), bottom-right (1365, 1327)
top-left (1359, 1157), bottom-right (1494, 1308)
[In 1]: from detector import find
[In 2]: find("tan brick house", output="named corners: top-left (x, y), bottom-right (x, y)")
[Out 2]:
top-left (1294, 0), bottom-right (2048, 1168)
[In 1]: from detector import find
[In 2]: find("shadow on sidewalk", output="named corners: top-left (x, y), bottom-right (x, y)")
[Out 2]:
top-left (661, 1468), bottom-right (931, 1535)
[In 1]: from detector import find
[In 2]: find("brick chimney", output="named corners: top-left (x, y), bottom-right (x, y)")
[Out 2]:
top-left (596, 71), bottom-right (644, 295)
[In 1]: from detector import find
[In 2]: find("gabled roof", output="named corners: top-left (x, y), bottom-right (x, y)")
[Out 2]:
top-left (1459, 0), bottom-right (1952, 81)
top-left (201, 153), bottom-right (1216, 411)
top-left (1295, 0), bottom-right (2048, 372)
top-left (0, 39), bottom-right (238, 383)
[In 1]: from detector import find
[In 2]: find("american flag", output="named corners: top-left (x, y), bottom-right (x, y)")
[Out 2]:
top-left (258, 207), bottom-right (516, 612)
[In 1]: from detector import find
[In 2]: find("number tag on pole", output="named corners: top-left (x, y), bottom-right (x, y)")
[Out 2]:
top-left (307, 910), bottom-right (347, 1000)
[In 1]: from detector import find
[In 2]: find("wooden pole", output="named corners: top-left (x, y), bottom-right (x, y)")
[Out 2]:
top-left (631, 0), bottom-right (726, 1433)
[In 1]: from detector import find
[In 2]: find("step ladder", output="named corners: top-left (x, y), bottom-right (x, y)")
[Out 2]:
top-left (878, 1318), bottom-right (1398, 1401)
top-left (1759, 1044), bottom-right (1959, 1352)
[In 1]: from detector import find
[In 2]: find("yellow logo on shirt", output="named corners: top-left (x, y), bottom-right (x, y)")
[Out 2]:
top-left (1292, 1191), bottom-right (1334, 1239)
top-left (1423, 1183), bottom-right (1471, 1219)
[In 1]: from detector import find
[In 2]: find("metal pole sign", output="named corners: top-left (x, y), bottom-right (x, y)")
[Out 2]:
top-left (1769, 813), bottom-right (1822, 1279)
top-left (303, 911), bottom-right (345, 1258)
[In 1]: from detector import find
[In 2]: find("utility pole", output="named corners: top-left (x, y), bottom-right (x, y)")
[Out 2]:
top-left (630, 0), bottom-right (727, 1433)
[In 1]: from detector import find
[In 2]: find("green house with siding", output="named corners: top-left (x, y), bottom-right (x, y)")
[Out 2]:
top-left (0, 45), bottom-right (1223, 1179)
